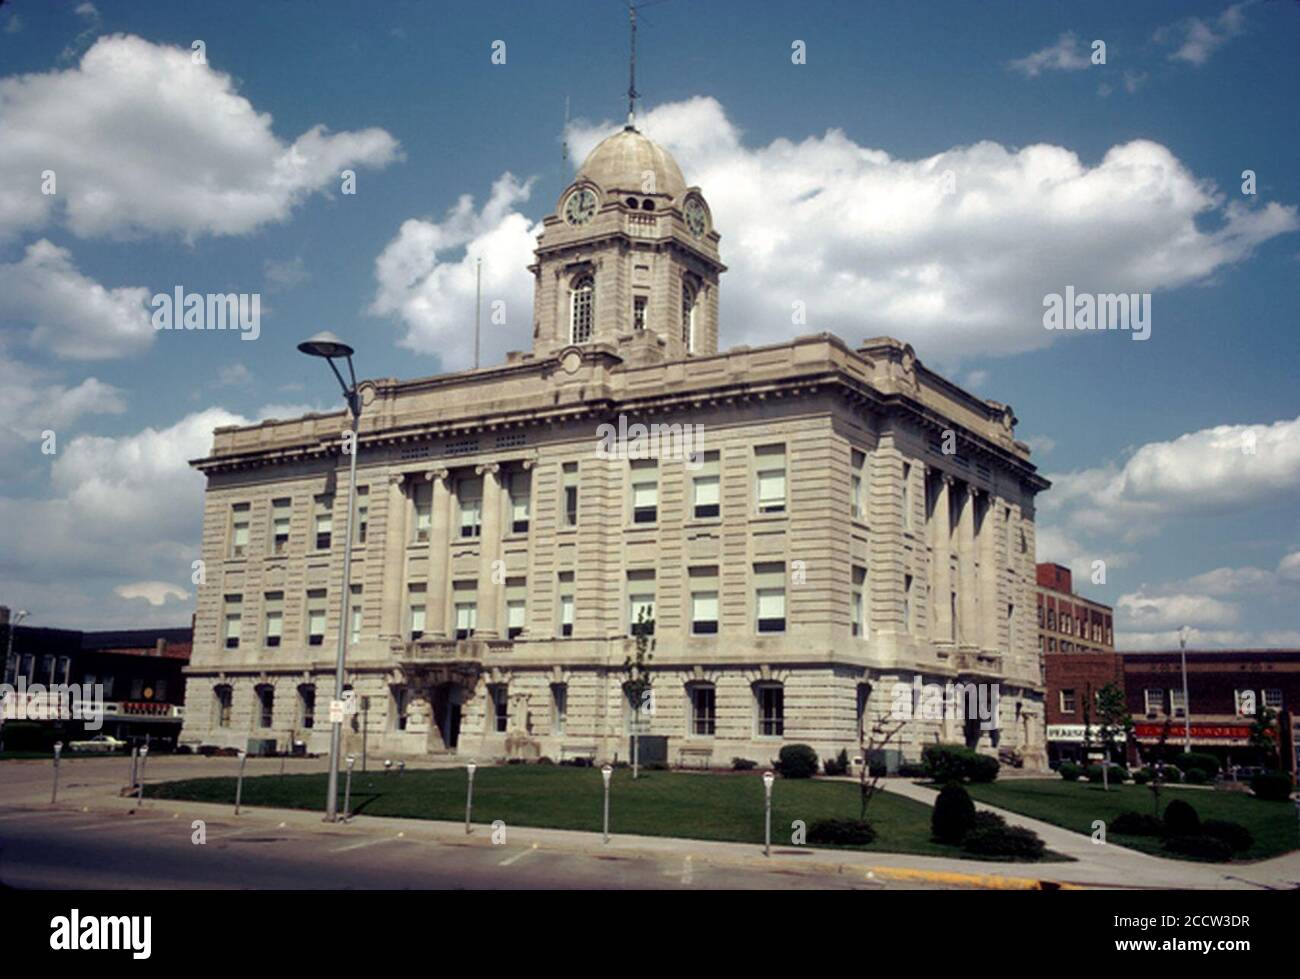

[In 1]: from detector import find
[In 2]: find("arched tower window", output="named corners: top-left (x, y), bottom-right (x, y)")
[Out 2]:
top-left (570, 275), bottom-right (594, 344)
top-left (681, 281), bottom-right (697, 353)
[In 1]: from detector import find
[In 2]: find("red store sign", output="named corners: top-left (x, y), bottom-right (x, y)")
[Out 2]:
top-left (1133, 723), bottom-right (1252, 740)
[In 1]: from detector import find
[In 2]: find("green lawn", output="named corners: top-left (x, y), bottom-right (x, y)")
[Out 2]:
top-left (147, 766), bottom-right (1056, 862)
top-left (966, 779), bottom-right (1299, 861)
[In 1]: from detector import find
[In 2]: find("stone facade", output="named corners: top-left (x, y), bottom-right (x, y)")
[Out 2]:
top-left (180, 127), bottom-right (1051, 770)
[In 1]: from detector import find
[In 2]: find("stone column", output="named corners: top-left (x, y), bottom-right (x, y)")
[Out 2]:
top-left (931, 472), bottom-right (954, 643)
top-left (976, 489), bottom-right (998, 651)
top-left (379, 473), bottom-right (408, 640)
top-left (475, 462), bottom-right (502, 638)
top-left (427, 468), bottom-right (452, 637)
top-left (957, 482), bottom-right (977, 645)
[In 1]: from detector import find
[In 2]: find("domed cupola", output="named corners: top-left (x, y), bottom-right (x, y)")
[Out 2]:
top-left (576, 127), bottom-right (689, 204)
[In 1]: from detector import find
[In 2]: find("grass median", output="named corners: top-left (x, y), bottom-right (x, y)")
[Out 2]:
top-left (965, 779), bottom-right (1299, 861)
top-left (146, 764), bottom-right (1058, 862)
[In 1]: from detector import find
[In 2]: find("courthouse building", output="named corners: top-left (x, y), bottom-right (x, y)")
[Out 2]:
top-left (180, 124), bottom-right (1051, 768)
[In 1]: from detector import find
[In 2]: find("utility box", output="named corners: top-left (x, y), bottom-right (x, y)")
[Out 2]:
top-left (631, 735), bottom-right (668, 765)
top-left (246, 738), bottom-right (277, 757)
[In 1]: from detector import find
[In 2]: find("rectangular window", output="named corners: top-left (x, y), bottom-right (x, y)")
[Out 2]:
top-left (689, 565), bottom-right (719, 635)
top-left (258, 687), bottom-right (274, 729)
top-left (453, 580), bottom-right (477, 639)
top-left (506, 577), bottom-right (526, 639)
top-left (692, 451), bottom-right (720, 519)
top-left (355, 486), bottom-right (369, 545)
top-left (490, 685), bottom-right (509, 733)
top-left (230, 503), bottom-right (250, 558)
top-left (393, 688), bottom-right (409, 732)
top-left (507, 470), bottom-right (531, 533)
top-left (215, 686), bottom-right (233, 728)
top-left (628, 569), bottom-right (656, 636)
top-left (632, 294), bottom-right (647, 331)
top-left (1263, 688), bottom-right (1283, 710)
top-left (630, 459), bottom-right (658, 524)
top-left (1144, 688), bottom-right (1164, 717)
top-left (223, 595), bottom-right (242, 649)
top-left (756, 684), bottom-right (784, 737)
top-left (754, 562), bottom-right (786, 633)
top-left (689, 685), bottom-right (716, 736)
top-left (412, 481), bottom-right (432, 542)
top-left (263, 591), bottom-right (283, 648)
top-left (755, 444), bottom-right (786, 513)
top-left (350, 585), bottom-right (363, 646)
top-left (557, 571), bottom-right (574, 638)
top-left (299, 686), bottom-right (315, 730)
top-left (563, 462), bottom-right (579, 527)
top-left (271, 498), bottom-right (291, 554)
top-left (552, 683), bottom-right (568, 736)
top-left (903, 573), bottom-right (913, 633)
top-left (1007, 603), bottom-right (1015, 651)
top-left (314, 495), bottom-right (333, 550)
top-left (902, 463), bottom-right (913, 530)
top-left (1060, 689), bottom-right (1076, 713)
top-left (457, 477), bottom-right (482, 538)
top-left (307, 589), bottom-right (327, 646)
top-left (851, 565), bottom-right (866, 638)
top-left (408, 583), bottom-right (426, 640)
top-left (850, 449), bottom-right (866, 519)
top-left (1169, 688), bottom-right (1187, 718)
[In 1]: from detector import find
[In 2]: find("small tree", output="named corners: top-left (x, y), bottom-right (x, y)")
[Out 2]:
top-left (621, 606), bottom-right (655, 780)
top-left (858, 716), bottom-right (908, 819)
top-left (1248, 702), bottom-right (1280, 770)
top-left (1095, 681), bottom-right (1134, 792)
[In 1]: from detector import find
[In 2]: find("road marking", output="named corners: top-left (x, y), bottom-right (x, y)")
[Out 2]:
top-left (681, 855), bottom-right (694, 886)
top-left (330, 836), bottom-right (401, 853)
top-left (498, 843), bottom-right (538, 866)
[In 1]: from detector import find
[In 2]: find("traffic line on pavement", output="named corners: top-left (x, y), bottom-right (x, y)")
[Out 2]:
top-left (330, 835), bottom-right (403, 853)
top-left (498, 843), bottom-right (539, 866)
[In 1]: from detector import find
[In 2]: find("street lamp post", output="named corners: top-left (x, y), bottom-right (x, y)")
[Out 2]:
top-left (1179, 625), bottom-right (1192, 753)
top-left (465, 760), bottom-right (477, 834)
top-left (51, 741), bottom-right (63, 803)
top-left (298, 332), bottom-right (363, 824)
top-left (234, 749), bottom-right (248, 814)
top-left (601, 764), bottom-right (613, 843)
top-left (762, 770), bottom-right (775, 857)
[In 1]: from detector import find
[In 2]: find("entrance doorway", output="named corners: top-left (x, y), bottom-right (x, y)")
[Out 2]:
top-left (431, 683), bottom-right (464, 751)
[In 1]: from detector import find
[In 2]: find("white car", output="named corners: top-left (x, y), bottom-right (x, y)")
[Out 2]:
top-left (68, 734), bottom-right (127, 753)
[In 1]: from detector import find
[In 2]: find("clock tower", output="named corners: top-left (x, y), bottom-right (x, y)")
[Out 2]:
top-left (529, 125), bottom-right (725, 363)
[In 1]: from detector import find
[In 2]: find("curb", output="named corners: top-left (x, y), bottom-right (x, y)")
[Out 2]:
top-left (867, 866), bottom-right (1087, 890)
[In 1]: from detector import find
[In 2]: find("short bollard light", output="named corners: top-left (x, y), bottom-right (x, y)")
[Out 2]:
top-left (343, 754), bottom-right (356, 821)
top-left (384, 759), bottom-right (393, 775)
top-left (51, 742), bottom-right (64, 804)
top-left (762, 770), bottom-right (776, 857)
top-left (397, 760), bottom-right (406, 777)
top-left (465, 760), bottom-right (478, 835)
top-left (234, 749), bottom-right (248, 815)
top-left (136, 745), bottom-right (149, 808)
top-left (601, 764), bottom-right (613, 844)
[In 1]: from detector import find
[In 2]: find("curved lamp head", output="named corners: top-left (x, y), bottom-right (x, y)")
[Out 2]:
top-left (466, 760), bottom-right (477, 777)
top-left (346, 754), bottom-right (356, 769)
top-left (762, 770), bottom-right (775, 790)
top-left (600, 764), bottom-right (613, 786)
top-left (297, 331), bottom-right (355, 359)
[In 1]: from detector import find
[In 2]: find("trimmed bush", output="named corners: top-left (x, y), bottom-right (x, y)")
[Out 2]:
top-left (823, 748), bottom-right (850, 777)
top-left (931, 782), bottom-right (976, 844)
top-left (1086, 764), bottom-right (1129, 784)
top-left (777, 744), bottom-right (820, 779)
top-left (1163, 799), bottom-right (1201, 837)
top-left (1250, 771), bottom-right (1294, 802)
top-left (1110, 811), bottom-right (1162, 837)
top-left (536, 756), bottom-right (554, 765)
top-left (807, 818), bottom-right (877, 846)
top-left (961, 825), bottom-right (1045, 860)
top-left (971, 810), bottom-right (1007, 832)
top-left (1164, 834), bottom-right (1233, 862)
top-left (1173, 752), bottom-right (1221, 776)
top-left (898, 763), bottom-right (929, 778)
top-left (922, 744), bottom-right (1000, 784)
top-left (1201, 819), bottom-right (1253, 853)
top-left (868, 762), bottom-right (889, 778)
top-left (731, 757), bottom-right (758, 772)
top-left (1132, 768), bottom-right (1151, 785)
top-left (1184, 768), bottom-right (1209, 785)
top-left (1058, 762), bottom-right (1083, 782)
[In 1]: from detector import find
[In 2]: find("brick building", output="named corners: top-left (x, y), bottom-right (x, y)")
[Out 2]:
top-left (1035, 563), bottom-right (1113, 656)
top-left (1043, 651), bottom-right (1124, 766)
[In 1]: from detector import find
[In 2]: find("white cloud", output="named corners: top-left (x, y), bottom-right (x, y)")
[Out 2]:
top-left (1117, 627), bottom-right (1300, 651)
top-left (1278, 550), bottom-right (1300, 582)
top-left (1043, 415), bottom-right (1300, 540)
top-left (1008, 33), bottom-right (1093, 77)
top-left (0, 34), bottom-right (400, 241)
top-left (1023, 434), bottom-right (1056, 457)
top-left (0, 239), bottom-right (153, 359)
top-left (1155, 3), bottom-right (1249, 67)
top-left (369, 173), bottom-right (541, 368)
top-left (74, 2), bottom-right (100, 18)
top-left (114, 581), bottom-right (189, 606)
top-left (263, 255), bottom-right (310, 291)
top-left (1116, 590), bottom-right (1240, 630)
top-left (216, 363), bottom-right (254, 387)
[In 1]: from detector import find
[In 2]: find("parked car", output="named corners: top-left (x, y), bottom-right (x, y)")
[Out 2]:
top-left (68, 734), bottom-right (127, 753)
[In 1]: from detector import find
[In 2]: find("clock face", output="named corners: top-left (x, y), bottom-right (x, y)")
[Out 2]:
top-left (564, 188), bottom-right (598, 225)
top-left (684, 198), bottom-right (707, 236)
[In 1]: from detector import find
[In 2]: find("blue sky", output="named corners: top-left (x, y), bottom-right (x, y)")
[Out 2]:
top-left (0, 0), bottom-right (1298, 645)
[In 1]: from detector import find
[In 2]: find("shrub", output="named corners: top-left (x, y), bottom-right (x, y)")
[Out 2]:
top-left (1110, 811), bottom-right (1162, 836)
top-left (1164, 834), bottom-right (1233, 862)
top-left (971, 810), bottom-right (1007, 832)
top-left (931, 782), bottom-right (976, 844)
top-left (1250, 771), bottom-right (1294, 802)
top-left (1201, 819), bottom-right (1253, 853)
top-left (868, 762), bottom-right (889, 778)
top-left (1058, 762), bottom-right (1083, 782)
top-left (1162, 799), bottom-right (1201, 837)
top-left (1173, 752), bottom-right (1220, 776)
top-left (777, 744), bottom-right (820, 779)
top-left (898, 762), bottom-right (929, 778)
top-left (1086, 764), bottom-right (1129, 784)
top-left (1132, 768), bottom-right (1151, 785)
top-left (823, 748), bottom-right (850, 777)
top-left (961, 825), bottom-right (1045, 860)
top-left (1184, 768), bottom-right (1209, 785)
top-left (536, 756), bottom-right (554, 765)
top-left (923, 744), bottom-right (999, 784)
top-left (807, 818), bottom-right (876, 846)
top-left (731, 757), bottom-right (758, 772)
